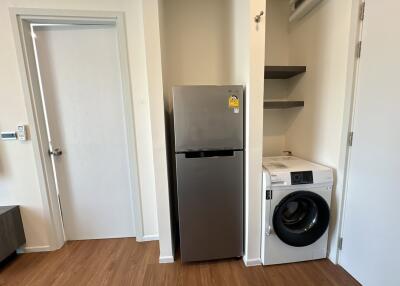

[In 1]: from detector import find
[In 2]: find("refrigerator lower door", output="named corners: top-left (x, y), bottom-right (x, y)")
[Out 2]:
top-left (176, 150), bottom-right (243, 262)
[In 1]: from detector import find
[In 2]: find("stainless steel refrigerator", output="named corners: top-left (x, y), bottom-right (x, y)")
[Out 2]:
top-left (172, 85), bottom-right (244, 262)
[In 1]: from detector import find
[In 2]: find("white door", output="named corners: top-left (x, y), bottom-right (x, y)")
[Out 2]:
top-left (32, 24), bottom-right (136, 240)
top-left (339, 1), bottom-right (400, 285)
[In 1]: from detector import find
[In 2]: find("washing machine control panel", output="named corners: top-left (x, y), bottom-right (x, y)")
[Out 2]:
top-left (291, 171), bottom-right (313, 185)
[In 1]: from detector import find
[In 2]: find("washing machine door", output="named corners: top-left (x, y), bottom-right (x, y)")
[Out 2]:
top-left (273, 191), bottom-right (330, 247)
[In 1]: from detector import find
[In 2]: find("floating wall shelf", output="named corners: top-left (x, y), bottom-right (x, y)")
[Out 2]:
top-left (264, 66), bottom-right (306, 79)
top-left (264, 100), bottom-right (304, 109)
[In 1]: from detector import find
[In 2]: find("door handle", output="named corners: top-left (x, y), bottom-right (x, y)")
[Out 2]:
top-left (49, 148), bottom-right (63, 157)
top-left (184, 150), bottom-right (235, 158)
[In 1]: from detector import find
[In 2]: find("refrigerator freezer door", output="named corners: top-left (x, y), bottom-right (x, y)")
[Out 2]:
top-left (172, 85), bottom-right (244, 152)
top-left (176, 150), bottom-right (244, 262)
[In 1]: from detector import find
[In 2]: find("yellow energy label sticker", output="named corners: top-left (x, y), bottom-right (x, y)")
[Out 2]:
top-left (228, 95), bottom-right (240, 108)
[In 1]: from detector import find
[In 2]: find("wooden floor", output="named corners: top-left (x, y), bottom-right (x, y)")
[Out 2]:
top-left (0, 239), bottom-right (359, 286)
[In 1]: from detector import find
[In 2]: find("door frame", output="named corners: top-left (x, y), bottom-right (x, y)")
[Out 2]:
top-left (332, 0), bottom-right (365, 263)
top-left (10, 8), bottom-right (145, 250)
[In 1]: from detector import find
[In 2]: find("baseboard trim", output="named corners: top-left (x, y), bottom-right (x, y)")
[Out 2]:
top-left (328, 253), bottom-right (337, 264)
top-left (139, 234), bottom-right (159, 242)
top-left (159, 255), bottom-right (174, 264)
top-left (243, 256), bottom-right (262, 267)
top-left (18, 245), bottom-right (52, 253)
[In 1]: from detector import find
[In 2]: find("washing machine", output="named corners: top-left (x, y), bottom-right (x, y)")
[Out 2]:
top-left (261, 156), bottom-right (333, 265)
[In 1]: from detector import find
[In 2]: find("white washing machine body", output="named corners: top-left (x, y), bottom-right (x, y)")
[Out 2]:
top-left (261, 156), bottom-right (333, 265)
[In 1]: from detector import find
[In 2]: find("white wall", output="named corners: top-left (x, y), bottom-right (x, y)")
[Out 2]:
top-left (263, 108), bottom-right (298, 156)
top-left (243, 0), bottom-right (266, 265)
top-left (160, 0), bottom-right (233, 110)
top-left (0, 0), bottom-right (160, 250)
top-left (141, 0), bottom-right (173, 261)
top-left (265, 0), bottom-right (289, 66)
top-left (285, 0), bottom-right (353, 261)
top-left (263, 0), bottom-right (293, 156)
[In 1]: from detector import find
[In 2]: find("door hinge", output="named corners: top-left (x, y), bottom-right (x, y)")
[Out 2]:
top-left (360, 2), bottom-right (365, 21)
top-left (348, 131), bottom-right (354, 147)
top-left (338, 237), bottom-right (344, 250)
top-left (356, 41), bottom-right (362, 58)
top-left (266, 190), bottom-right (272, 200)
top-left (266, 225), bottom-right (272, 236)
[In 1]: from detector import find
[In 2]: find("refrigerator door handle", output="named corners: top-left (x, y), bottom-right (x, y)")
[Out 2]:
top-left (184, 150), bottom-right (237, 158)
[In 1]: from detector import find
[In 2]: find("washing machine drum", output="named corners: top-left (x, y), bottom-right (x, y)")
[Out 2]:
top-left (273, 191), bottom-right (330, 247)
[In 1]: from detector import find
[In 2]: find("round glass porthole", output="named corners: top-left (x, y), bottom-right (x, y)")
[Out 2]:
top-left (273, 191), bottom-right (330, 247)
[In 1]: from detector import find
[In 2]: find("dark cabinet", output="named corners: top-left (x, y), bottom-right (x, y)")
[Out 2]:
top-left (0, 206), bottom-right (26, 262)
